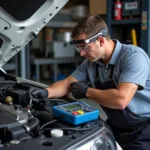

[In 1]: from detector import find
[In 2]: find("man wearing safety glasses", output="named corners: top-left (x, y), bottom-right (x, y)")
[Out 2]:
top-left (28, 15), bottom-right (150, 149)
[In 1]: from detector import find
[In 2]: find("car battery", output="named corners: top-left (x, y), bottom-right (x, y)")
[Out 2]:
top-left (122, 0), bottom-right (141, 17)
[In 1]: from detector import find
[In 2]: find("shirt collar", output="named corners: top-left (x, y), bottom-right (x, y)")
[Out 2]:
top-left (109, 39), bottom-right (122, 65)
top-left (96, 39), bottom-right (122, 66)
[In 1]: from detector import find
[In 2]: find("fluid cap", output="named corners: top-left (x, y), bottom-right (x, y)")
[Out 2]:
top-left (51, 129), bottom-right (63, 137)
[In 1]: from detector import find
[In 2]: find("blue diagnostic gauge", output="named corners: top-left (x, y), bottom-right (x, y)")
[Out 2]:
top-left (52, 101), bottom-right (99, 125)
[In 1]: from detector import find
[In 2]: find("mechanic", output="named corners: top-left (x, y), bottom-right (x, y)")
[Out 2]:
top-left (29, 15), bottom-right (150, 150)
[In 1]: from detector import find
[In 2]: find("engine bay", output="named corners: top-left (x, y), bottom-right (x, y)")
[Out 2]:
top-left (0, 72), bottom-right (115, 150)
top-left (0, 0), bottom-right (118, 149)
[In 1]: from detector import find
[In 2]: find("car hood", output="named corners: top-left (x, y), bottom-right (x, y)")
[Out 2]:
top-left (0, 0), bottom-right (68, 67)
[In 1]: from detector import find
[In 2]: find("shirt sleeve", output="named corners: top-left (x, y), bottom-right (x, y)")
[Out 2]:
top-left (119, 51), bottom-right (150, 90)
top-left (71, 59), bottom-right (89, 81)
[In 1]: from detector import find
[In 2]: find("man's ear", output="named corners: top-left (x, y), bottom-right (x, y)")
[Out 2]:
top-left (97, 36), bottom-right (104, 46)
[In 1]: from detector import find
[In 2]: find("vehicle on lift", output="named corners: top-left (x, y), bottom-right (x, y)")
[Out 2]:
top-left (0, 0), bottom-right (119, 149)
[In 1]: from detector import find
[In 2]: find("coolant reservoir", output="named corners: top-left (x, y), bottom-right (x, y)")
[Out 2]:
top-left (51, 129), bottom-right (63, 138)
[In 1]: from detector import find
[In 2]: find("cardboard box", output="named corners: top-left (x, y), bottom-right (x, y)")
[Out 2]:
top-left (89, 0), bottom-right (106, 15)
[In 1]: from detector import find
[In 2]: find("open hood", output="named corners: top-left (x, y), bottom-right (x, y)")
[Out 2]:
top-left (0, 0), bottom-right (68, 67)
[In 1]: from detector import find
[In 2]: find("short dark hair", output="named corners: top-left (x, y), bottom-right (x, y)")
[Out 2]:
top-left (71, 15), bottom-right (110, 40)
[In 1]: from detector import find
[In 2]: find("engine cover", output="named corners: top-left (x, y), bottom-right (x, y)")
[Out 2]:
top-left (0, 104), bottom-right (28, 129)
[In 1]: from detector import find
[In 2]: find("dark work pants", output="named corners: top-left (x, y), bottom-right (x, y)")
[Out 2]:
top-left (107, 121), bottom-right (150, 150)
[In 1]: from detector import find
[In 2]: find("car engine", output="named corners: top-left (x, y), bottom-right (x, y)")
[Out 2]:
top-left (0, 73), bottom-right (117, 150)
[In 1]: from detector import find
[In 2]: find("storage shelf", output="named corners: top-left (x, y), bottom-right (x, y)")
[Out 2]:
top-left (31, 57), bottom-right (83, 65)
top-left (111, 18), bottom-right (141, 25)
top-left (107, 0), bottom-right (150, 56)
top-left (31, 57), bottom-right (83, 82)
top-left (46, 21), bottom-right (77, 28)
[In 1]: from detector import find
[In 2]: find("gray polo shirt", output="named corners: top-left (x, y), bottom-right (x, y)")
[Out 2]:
top-left (71, 40), bottom-right (150, 120)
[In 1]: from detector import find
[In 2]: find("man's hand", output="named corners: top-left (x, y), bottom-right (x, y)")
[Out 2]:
top-left (70, 82), bottom-right (89, 99)
top-left (31, 88), bottom-right (48, 99)
top-left (27, 88), bottom-right (48, 102)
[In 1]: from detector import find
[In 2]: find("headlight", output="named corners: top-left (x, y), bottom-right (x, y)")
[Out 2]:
top-left (67, 127), bottom-right (117, 150)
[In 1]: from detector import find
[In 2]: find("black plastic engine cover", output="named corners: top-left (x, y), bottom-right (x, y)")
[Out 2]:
top-left (0, 110), bottom-right (18, 129)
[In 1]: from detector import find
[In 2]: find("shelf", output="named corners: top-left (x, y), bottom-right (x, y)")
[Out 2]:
top-left (46, 21), bottom-right (77, 28)
top-left (107, 0), bottom-right (150, 56)
top-left (111, 18), bottom-right (141, 25)
top-left (31, 57), bottom-right (83, 82)
top-left (31, 57), bottom-right (83, 65)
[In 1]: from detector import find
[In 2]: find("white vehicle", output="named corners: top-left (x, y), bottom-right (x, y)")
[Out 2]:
top-left (0, 1), bottom-right (119, 149)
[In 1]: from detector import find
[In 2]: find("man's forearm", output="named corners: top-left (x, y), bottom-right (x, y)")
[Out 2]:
top-left (86, 88), bottom-right (124, 109)
top-left (86, 82), bottom-right (137, 109)
top-left (46, 80), bottom-right (69, 98)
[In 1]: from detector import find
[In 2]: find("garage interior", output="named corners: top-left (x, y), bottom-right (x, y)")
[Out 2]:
top-left (3, 0), bottom-right (149, 109)
top-left (2, 0), bottom-right (149, 122)
top-left (1, 0), bottom-right (150, 149)
top-left (3, 0), bottom-right (150, 83)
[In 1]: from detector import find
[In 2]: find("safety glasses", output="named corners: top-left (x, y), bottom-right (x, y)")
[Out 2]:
top-left (74, 43), bottom-right (91, 52)
top-left (70, 28), bottom-right (108, 53)
top-left (70, 28), bottom-right (108, 45)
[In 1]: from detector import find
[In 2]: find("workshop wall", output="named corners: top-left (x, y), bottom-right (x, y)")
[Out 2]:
top-left (30, 0), bottom-right (107, 84)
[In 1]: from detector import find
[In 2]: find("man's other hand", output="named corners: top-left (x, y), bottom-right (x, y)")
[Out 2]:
top-left (70, 82), bottom-right (88, 99)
